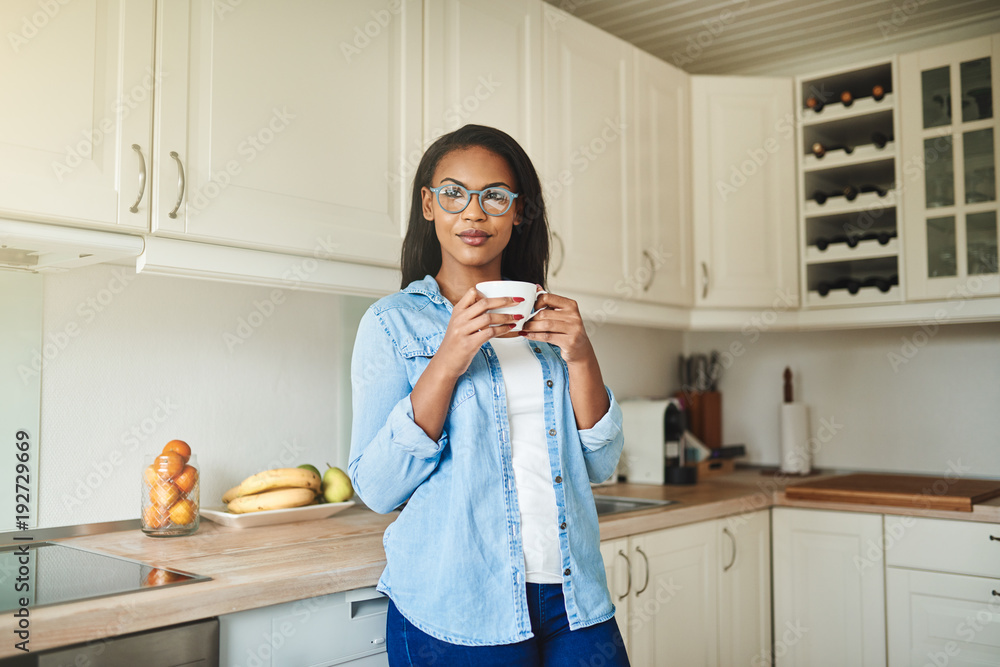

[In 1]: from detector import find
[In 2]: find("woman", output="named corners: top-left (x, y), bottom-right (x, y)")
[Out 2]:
top-left (350, 124), bottom-right (629, 666)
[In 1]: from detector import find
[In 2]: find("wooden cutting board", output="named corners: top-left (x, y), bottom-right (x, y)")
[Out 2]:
top-left (784, 473), bottom-right (1000, 512)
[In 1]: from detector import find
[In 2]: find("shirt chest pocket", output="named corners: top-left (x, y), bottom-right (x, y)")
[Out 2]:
top-left (398, 334), bottom-right (476, 414)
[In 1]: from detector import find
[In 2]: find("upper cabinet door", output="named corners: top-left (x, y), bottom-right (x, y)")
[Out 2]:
top-left (424, 0), bottom-right (543, 163)
top-left (631, 50), bottom-right (693, 307)
top-left (0, 0), bottom-right (154, 230)
top-left (900, 35), bottom-right (1000, 300)
top-left (691, 75), bottom-right (799, 308)
top-left (542, 5), bottom-right (630, 297)
top-left (153, 0), bottom-right (422, 266)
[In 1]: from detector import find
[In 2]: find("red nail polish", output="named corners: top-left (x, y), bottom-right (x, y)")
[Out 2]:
top-left (512, 314), bottom-right (524, 320)
top-left (512, 297), bottom-right (525, 302)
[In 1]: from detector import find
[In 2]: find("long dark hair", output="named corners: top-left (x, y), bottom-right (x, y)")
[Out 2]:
top-left (400, 125), bottom-right (549, 289)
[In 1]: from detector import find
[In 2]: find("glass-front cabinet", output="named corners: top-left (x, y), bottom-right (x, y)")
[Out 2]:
top-left (901, 35), bottom-right (1000, 300)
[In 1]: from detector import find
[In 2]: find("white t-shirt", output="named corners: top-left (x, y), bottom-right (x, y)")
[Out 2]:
top-left (489, 336), bottom-right (563, 585)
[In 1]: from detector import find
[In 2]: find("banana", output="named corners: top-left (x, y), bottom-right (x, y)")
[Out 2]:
top-left (221, 484), bottom-right (241, 504)
top-left (231, 467), bottom-right (321, 500)
top-left (227, 487), bottom-right (317, 514)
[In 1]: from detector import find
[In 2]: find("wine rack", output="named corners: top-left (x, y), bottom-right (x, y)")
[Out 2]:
top-left (797, 59), bottom-right (904, 307)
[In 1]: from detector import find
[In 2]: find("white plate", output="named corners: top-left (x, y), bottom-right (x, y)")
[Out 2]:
top-left (200, 501), bottom-right (355, 529)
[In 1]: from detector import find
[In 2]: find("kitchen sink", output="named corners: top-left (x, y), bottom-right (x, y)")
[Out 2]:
top-left (592, 495), bottom-right (679, 516)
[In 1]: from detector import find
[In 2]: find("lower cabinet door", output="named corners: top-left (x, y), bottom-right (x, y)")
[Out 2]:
top-left (600, 537), bottom-right (632, 657)
top-left (772, 507), bottom-right (886, 667)
top-left (887, 566), bottom-right (1000, 667)
top-left (719, 509), bottom-right (772, 667)
top-left (628, 521), bottom-right (719, 667)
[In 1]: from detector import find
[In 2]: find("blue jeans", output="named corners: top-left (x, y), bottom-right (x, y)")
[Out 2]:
top-left (386, 583), bottom-right (631, 666)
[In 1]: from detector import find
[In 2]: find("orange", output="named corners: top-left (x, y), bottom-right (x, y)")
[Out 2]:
top-left (145, 568), bottom-right (182, 586)
top-left (143, 464), bottom-right (159, 487)
top-left (174, 465), bottom-right (198, 494)
top-left (149, 481), bottom-right (181, 507)
top-left (162, 439), bottom-right (191, 463)
top-left (154, 452), bottom-right (185, 480)
top-left (142, 504), bottom-right (170, 529)
top-left (168, 498), bottom-right (197, 525)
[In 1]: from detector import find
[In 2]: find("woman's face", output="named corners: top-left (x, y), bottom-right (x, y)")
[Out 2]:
top-left (421, 146), bottom-right (519, 277)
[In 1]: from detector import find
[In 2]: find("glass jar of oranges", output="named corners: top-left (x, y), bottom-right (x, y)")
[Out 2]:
top-left (141, 440), bottom-right (199, 537)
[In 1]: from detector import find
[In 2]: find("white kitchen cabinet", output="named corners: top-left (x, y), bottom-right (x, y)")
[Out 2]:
top-left (630, 49), bottom-right (693, 307)
top-left (691, 75), bottom-right (800, 308)
top-left (153, 0), bottom-right (422, 266)
top-left (719, 509), bottom-right (772, 667)
top-left (542, 4), bottom-right (630, 297)
top-left (628, 519), bottom-right (719, 666)
top-left (0, 0), bottom-right (155, 230)
top-left (424, 0), bottom-right (543, 163)
top-left (600, 537), bottom-right (632, 657)
top-left (772, 507), bottom-right (887, 667)
top-left (884, 515), bottom-right (1000, 666)
top-left (602, 510), bottom-right (770, 667)
top-left (900, 34), bottom-right (1000, 300)
top-left (887, 568), bottom-right (1000, 667)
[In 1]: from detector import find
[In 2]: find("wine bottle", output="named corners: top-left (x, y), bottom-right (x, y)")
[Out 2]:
top-left (843, 185), bottom-right (859, 201)
top-left (811, 142), bottom-right (853, 158)
top-left (872, 84), bottom-right (886, 102)
top-left (840, 90), bottom-right (854, 107)
top-left (859, 184), bottom-right (889, 197)
top-left (871, 131), bottom-right (891, 149)
top-left (876, 230), bottom-right (895, 245)
top-left (817, 280), bottom-right (832, 297)
top-left (805, 96), bottom-right (824, 113)
top-left (812, 190), bottom-right (829, 205)
top-left (846, 278), bottom-right (861, 295)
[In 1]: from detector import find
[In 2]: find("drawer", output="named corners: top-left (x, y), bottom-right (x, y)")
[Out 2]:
top-left (884, 515), bottom-right (1000, 578)
top-left (220, 587), bottom-right (388, 667)
top-left (887, 567), bottom-right (1000, 667)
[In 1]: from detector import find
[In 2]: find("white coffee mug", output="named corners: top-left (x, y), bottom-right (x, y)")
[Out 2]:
top-left (475, 280), bottom-right (547, 332)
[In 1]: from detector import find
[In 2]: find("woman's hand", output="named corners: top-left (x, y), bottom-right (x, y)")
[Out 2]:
top-left (434, 288), bottom-right (525, 378)
top-left (518, 289), bottom-right (597, 366)
top-left (519, 288), bottom-right (610, 429)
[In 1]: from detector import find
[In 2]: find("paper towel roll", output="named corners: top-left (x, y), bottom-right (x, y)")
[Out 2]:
top-left (779, 403), bottom-right (811, 474)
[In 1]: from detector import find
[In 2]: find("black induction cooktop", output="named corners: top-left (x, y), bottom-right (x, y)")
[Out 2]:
top-left (0, 541), bottom-right (209, 613)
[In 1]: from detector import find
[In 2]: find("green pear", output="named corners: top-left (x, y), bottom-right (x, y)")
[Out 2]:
top-left (298, 464), bottom-right (321, 477)
top-left (322, 464), bottom-right (354, 503)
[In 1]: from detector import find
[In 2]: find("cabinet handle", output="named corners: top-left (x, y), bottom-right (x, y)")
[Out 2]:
top-left (635, 546), bottom-right (649, 596)
top-left (168, 151), bottom-right (185, 219)
top-left (990, 535), bottom-right (999, 542)
top-left (993, 590), bottom-right (1000, 597)
top-left (723, 527), bottom-right (737, 572)
top-left (552, 231), bottom-right (565, 277)
top-left (701, 262), bottom-right (709, 300)
top-left (641, 250), bottom-right (656, 292)
top-left (616, 549), bottom-right (632, 601)
top-left (128, 144), bottom-right (146, 213)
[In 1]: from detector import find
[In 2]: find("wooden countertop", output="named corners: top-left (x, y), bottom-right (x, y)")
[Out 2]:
top-left (4, 468), bottom-right (999, 656)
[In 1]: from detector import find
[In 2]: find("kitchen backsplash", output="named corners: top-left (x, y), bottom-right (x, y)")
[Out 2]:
top-left (684, 324), bottom-right (1000, 478)
top-left (28, 265), bottom-right (1000, 528)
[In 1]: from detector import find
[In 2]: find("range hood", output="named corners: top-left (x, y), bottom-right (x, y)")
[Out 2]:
top-left (0, 218), bottom-right (144, 273)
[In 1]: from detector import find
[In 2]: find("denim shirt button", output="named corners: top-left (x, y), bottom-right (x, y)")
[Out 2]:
top-left (548, 428), bottom-right (557, 436)
top-left (533, 347), bottom-right (541, 353)
top-left (560, 522), bottom-right (567, 530)
top-left (554, 475), bottom-right (562, 484)
top-left (564, 568), bottom-right (571, 576)
top-left (546, 380), bottom-right (553, 388)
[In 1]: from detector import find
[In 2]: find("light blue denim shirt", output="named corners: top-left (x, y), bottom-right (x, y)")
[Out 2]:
top-left (349, 275), bottom-right (625, 646)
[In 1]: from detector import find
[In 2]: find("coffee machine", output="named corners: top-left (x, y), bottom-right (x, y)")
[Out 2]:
top-left (619, 398), bottom-right (694, 485)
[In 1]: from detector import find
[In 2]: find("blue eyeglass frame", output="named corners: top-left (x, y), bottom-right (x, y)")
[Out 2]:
top-left (428, 184), bottom-right (519, 216)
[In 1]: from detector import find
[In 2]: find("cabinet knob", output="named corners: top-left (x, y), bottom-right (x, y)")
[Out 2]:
top-left (635, 546), bottom-right (650, 596)
top-left (616, 549), bottom-right (632, 600)
top-left (552, 231), bottom-right (565, 277)
top-left (723, 527), bottom-right (737, 572)
top-left (129, 144), bottom-right (146, 214)
top-left (168, 151), bottom-right (186, 219)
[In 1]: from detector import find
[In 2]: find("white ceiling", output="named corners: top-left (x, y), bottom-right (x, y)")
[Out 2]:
top-left (543, 0), bottom-right (1000, 76)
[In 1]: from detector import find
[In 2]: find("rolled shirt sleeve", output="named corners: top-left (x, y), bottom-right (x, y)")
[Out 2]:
top-left (578, 386), bottom-right (624, 483)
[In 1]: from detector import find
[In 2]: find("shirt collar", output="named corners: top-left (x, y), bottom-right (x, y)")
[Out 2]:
top-left (401, 275), bottom-right (450, 306)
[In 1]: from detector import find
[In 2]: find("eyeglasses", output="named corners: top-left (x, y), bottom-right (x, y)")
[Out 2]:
top-left (428, 184), bottom-right (518, 216)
